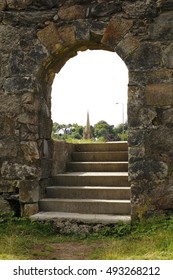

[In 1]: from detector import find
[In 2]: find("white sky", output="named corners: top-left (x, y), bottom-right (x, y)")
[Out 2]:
top-left (51, 50), bottom-right (128, 127)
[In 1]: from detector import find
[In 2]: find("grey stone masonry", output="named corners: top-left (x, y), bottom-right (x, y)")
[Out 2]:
top-left (0, 0), bottom-right (173, 219)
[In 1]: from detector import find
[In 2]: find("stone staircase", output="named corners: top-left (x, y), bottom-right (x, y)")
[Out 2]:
top-left (32, 141), bottom-right (130, 224)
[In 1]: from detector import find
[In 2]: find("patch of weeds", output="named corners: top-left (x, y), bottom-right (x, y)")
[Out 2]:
top-left (94, 222), bottom-right (131, 237)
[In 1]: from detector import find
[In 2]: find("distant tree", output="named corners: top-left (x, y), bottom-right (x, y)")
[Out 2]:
top-left (113, 121), bottom-right (128, 141)
top-left (52, 120), bottom-right (128, 142)
top-left (52, 122), bottom-right (84, 140)
top-left (94, 120), bottom-right (115, 141)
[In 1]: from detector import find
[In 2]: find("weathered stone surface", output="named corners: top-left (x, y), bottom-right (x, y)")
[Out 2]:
top-left (21, 141), bottom-right (40, 162)
top-left (74, 20), bottom-right (90, 41)
top-left (0, 179), bottom-right (18, 193)
top-left (163, 108), bottom-right (173, 126)
top-left (129, 160), bottom-right (168, 182)
top-left (129, 147), bottom-right (145, 164)
top-left (0, 25), bottom-right (19, 50)
top-left (58, 5), bottom-right (86, 20)
top-left (115, 34), bottom-right (140, 59)
top-left (102, 17), bottom-right (133, 49)
top-left (18, 180), bottom-right (39, 203)
top-left (122, 0), bottom-right (158, 18)
top-left (21, 203), bottom-right (38, 217)
top-left (52, 141), bottom-right (74, 176)
top-left (37, 22), bottom-right (62, 53)
top-left (148, 11), bottom-right (173, 40)
top-left (160, 0), bottom-right (173, 11)
top-left (90, 2), bottom-right (122, 17)
top-left (163, 42), bottom-right (173, 68)
top-left (0, 140), bottom-right (18, 157)
top-left (129, 69), bottom-right (173, 86)
top-left (0, 95), bottom-right (20, 114)
top-left (145, 127), bottom-right (173, 154)
top-left (145, 84), bottom-right (173, 106)
top-left (0, 0), bottom-right (6, 11)
top-left (37, 22), bottom-right (75, 51)
top-left (1, 162), bottom-right (41, 180)
top-left (0, 196), bottom-right (11, 212)
top-left (20, 124), bottom-right (39, 141)
top-left (126, 43), bottom-right (162, 70)
top-left (6, 0), bottom-right (33, 10)
top-left (4, 77), bottom-right (37, 94)
top-left (1, 0), bottom-right (173, 220)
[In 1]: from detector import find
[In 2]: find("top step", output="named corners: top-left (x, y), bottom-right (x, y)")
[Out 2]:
top-left (74, 141), bottom-right (128, 152)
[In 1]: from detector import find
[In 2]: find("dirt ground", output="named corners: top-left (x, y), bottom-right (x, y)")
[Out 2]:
top-left (32, 241), bottom-right (104, 260)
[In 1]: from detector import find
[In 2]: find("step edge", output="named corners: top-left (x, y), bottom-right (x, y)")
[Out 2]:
top-left (39, 198), bottom-right (131, 203)
top-left (31, 212), bottom-right (131, 224)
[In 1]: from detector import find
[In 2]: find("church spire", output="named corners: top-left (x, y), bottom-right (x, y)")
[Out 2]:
top-left (83, 111), bottom-right (91, 139)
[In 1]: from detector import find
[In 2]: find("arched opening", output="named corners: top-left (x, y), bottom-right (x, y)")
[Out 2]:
top-left (51, 49), bottom-right (128, 141)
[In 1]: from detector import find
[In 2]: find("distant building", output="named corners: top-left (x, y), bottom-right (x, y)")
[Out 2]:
top-left (83, 111), bottom-right (91, 139)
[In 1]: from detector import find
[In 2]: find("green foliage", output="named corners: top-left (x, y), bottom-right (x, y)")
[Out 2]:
top-left (96, 222), bottom-right (131, 237)
top-left (1, 215), bottom-right (173, 259)
top-left (52, 120), bottom-right (128, 142)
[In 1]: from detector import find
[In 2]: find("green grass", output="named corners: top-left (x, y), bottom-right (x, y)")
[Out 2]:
top-left (0, 213), bottom-right (173, 260)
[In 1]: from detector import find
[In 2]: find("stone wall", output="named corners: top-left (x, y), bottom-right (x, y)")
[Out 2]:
top-left (0, 0), bottom-right (173, 219)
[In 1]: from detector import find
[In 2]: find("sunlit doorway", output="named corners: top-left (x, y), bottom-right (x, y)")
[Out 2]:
top-left (51, 50), bottom-right (128, 141)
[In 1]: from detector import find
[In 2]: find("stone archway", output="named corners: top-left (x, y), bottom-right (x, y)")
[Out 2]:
top-left (1, 0), bottom-right (173, 220)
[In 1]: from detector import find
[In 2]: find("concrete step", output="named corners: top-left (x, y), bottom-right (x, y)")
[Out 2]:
top-left (72, 151), bottom-right (128, 162)
top-left (46, 186), bottom-right (131, 200)
top-left (74, 141), bottom-right (128, 152)
top-left (31, 212), bottom-right (131, 224)
top-left (51, 172), bottom-right (129, 186)
top-left (67, 161), bottom-right (128, 172)
top-left (39, 198), bottom-right (131, 214)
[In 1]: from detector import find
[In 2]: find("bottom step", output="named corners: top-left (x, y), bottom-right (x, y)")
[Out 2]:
top-left (31, 212), bottom-right (131, 224)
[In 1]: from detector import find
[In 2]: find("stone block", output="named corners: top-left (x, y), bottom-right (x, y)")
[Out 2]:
top-left (102, 17), bottom-right (133, 49)
top-left (0, 196), bottom-right (11, 212)
top-left (21, 141), bottom-right (40, 162)
top-left (0, 139), bottom-right (18, 157)
top-left (0, 179), bottom-right (18, 193)
top-left (39, 117), bottom-right (52, 139)
top-left (122, 0), bottom-right (158, 18)
top-left (129, 147), bottom-right (145, 164)
top-left (145, 127), bottom-right (173, 153)
top-left (129, 160), bottom-right (168, 182)
top-left (116, 34), bottom-right (140, 59)
top-left (0, 0), bottom-right (6, 11)
top-left (128, 130), bottom-right (145, 147)
top-left (129, 69), bottom-right (173, 86)
top-left (151, 184), bottom-right (173, 209)
top-left (8, 50), bottom-right (39, 76)
top-left (163, 108), bottom-right (173, 126)
top-left (90, 2), bottom-right (122, 17)
top-left (20, 124), bottom-right (39, 141)
top-left (0, 95), bottom-right (20, 114)
top-left (41, 158), bottom-right (52, 178)
top-left (58, 25), bottom-right (76, 45)
top-left (149, 11), bottom-right (173, 40)
top-left (74, 20), bottom-right (90, 41)
top-left (4, 77), bottom-right (37, 94)
top-left (21, 203), bottom-right (38, 217)
top-left (126, 43), bottom-right (162, 70)
top-left (19, 180), bottom-right (39, 203)
top-left (37, 22), bottom-right (62, 52)
top-left (6, 0), bottom-right (33, 10)
top-left (0, 25), bottom-right (19, 51)
top-left (58, 5), bottom-right (86, 20)
top-left (1, 161), bottom-right (41, 180)
top-left (145, 84), bottom-right (173, 106)
top-left (163, 42), bottom-right (173, 68)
